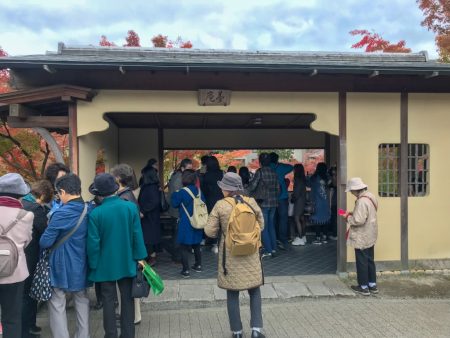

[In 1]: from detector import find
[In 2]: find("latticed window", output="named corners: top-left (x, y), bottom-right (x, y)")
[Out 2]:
top-left (378, 144), bottom-right (429, 197)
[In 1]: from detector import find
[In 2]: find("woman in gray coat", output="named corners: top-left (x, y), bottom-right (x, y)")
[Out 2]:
top-left (205, 173), bottom-right (265, 338)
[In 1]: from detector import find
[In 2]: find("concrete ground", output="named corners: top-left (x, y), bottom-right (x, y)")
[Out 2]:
top-left (31, 273), bottom-right (450, 337)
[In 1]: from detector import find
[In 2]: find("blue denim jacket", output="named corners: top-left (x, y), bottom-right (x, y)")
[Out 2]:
top-left (40, 200), bottom-right (92, 292)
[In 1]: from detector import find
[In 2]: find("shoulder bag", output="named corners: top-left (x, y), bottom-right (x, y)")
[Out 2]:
top-left (29, 203), bottom-right (88, 302)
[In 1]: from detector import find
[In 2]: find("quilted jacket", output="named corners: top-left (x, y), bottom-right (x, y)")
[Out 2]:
top-left (205, 196), bottom-right (265, 291)
top-left (346, 191), bottom-right (378, 250)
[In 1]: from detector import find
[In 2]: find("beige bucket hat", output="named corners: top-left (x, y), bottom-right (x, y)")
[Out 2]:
top-left (345, 177), bottom-right (368, 192)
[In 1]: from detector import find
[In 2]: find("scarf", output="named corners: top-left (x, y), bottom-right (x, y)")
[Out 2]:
top-left (0, 196), bottom-right (23, 208)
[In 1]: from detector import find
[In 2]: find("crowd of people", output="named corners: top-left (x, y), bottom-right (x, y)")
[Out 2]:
top-left (0, 153), bottom-right (379, 338)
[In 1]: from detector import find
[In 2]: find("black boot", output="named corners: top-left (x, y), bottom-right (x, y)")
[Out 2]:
top-left (251, 330), bottom-right (265, 338)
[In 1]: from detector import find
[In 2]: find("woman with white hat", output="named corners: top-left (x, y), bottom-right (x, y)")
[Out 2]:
top-left (340, 177), bottom-right (379, 296)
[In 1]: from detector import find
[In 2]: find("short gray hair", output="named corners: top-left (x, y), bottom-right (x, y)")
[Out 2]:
top-left (110, 163), bottom-right (137, 189)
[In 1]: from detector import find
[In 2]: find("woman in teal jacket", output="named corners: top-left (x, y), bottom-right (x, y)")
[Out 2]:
top-left (87, 173), bottom-right (147, 338)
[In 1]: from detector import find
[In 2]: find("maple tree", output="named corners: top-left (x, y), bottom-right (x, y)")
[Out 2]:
top-left (99, 35), bottom-right (116, 47)
top-left (350, 30), bottom-right (411, 53)
top-left (0, 46), bottom-right (10, 94)
top-left (417, 0), bottom-right (450, 61)
top-left (0, 121), bottom-right (69, 180)
top-left (124, 30), bottom-right (141, 47)
top-left (0, 46), bottom-right (69, 180)
top-left (99, 31), bottom-right (193, 49)
top-left (151, 34), bottom-right (193, 48)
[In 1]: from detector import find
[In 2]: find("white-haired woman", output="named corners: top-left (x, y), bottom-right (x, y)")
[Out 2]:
top-left (340, 177), bottom-right (379, 296)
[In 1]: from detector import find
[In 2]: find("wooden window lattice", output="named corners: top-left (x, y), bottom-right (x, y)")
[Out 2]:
top-left (378, 143), bottom-right (429, 197)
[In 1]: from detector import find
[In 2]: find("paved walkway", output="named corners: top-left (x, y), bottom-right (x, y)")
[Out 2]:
top-left (144, 275), bottom-right (353, 310)
top-left (156, 239), bottom-right (337, 280)
top-left (36, 298), bottom-right (450, 337)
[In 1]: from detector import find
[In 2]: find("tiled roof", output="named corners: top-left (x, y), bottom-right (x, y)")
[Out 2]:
top-left (1, 43), bottom-right (450, 74)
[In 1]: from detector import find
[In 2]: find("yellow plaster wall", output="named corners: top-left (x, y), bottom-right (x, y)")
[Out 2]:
top-left (118, 129), bottom-right (159, 177)
top-left (78, 121), bottom-right (118, 199)
top-left (409, 94), bottom-right (450, 260)
top-left (77, 91), bottom-right (339, 136)
top-left (346, 93), bottom-right (401, 262)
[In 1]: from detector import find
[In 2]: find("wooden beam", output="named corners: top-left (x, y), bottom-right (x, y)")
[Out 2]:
top-left (337, 92), bottom-right (347, 274)
top-left (400, 92), bottom-right (409, 271)
top-left (7, 116), bottom-right (69, 128)
top-left (68, 103), bottom-right (79, 174)
top-left (9, 104), bottom-right (38, 118)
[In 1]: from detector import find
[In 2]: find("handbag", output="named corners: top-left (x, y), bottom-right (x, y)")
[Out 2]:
top-left (132, 265), bottom-right (150, 298)
top-left (29, 203), bottom-right (88, 302)
top-left (160, 190), bottom-right (169, 212)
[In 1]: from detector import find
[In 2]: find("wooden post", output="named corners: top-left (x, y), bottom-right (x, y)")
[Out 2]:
top-left (68, 103), bottom-right (79, 175)
top-left (400, 92), bottom-right (409, 271)
top-left (337, 92), bottom-right (348, 274)
top-left (324, 133), bottom-right (332, 166)
top-left (158, 128), bottom-right (164, 186)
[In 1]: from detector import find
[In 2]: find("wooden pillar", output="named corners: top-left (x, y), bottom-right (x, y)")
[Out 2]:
top-left (324, 133), bottom-right (331, 167)
top-left (337, 92), bottom-right (347, 273)
top-left (158, 128), bottom-right (164, 186)
top-left (400, 92), bottom-right (409, 271)
top-left (68, 103), bottom-right (79, 174)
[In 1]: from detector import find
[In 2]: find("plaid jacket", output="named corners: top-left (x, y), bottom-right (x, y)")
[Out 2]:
top-left (248, 166), bottom-right (280, 208)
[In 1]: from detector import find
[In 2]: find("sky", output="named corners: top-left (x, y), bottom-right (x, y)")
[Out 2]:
top-left (0, 0), bottom-right (439, 58)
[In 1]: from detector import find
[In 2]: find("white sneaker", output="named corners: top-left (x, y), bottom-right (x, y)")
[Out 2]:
top-left (200, 239), bottom-right (206, 246)
top-left (301, 236), bottom-right (307, 244)
top-left (292, 237), bottom-right (304, 246)
top-left (211, 244), bottom-right (219, 254)
top-left (329, 235), bottom-right (338, 241)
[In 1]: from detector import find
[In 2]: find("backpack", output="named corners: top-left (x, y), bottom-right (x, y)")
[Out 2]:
top-left (251, 170), bottom-right (268, 202)
top-left (224, 196), bottom-right (261, 256)
top-left (0, 209), bottom-right (27, 278)
top-left (181, 187), bottom-right (208, 229)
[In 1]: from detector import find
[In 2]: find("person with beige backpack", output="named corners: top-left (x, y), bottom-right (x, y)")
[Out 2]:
top-left (205, 172), bottom-right (265, 338)
top-left (171, 170), bottom-right (207, 278)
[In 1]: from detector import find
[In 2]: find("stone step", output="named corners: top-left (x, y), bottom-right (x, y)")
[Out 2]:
top-left (140, 275), bottom-right (355, 310)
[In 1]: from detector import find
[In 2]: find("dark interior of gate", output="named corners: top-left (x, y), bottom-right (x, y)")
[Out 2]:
top-left (106, 112), bottom-right (339, 279)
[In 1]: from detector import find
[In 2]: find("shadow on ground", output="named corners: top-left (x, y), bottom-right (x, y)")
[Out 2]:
top-left (343, 273), bottom-right (450, 298)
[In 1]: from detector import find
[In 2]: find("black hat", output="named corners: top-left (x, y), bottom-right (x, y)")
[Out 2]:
top-left (89, 173), bottom-right (119, 196)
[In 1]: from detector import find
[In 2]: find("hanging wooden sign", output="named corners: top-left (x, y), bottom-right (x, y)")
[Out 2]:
top-left (198, 89), bottom-right (231, 106)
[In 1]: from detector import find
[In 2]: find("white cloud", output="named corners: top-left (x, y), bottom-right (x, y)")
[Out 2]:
top-left (0, 0), bottom-right (438, 57)
top-left (272, 18), bottom-right (314, 35)
top-left (197, 33), bottom-right (225, 49)
top-left (257, 33), bottom-right (272, 49)
top-left (231, 35), bottom-right (248, 50)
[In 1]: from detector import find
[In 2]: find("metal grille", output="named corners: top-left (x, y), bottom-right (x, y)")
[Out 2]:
top-left (378, 144), bottom-right (429, 197)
